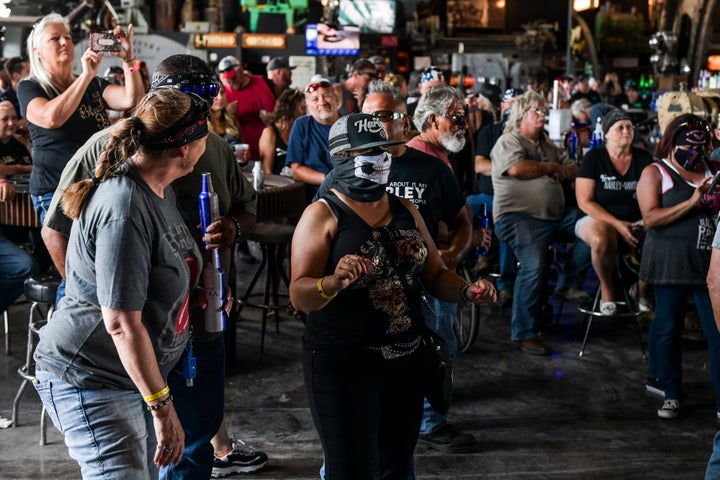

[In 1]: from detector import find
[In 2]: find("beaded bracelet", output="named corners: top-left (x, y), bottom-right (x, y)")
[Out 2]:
top-left (146, 395), bottom-right (173, 411)
top-left (228, 215), bottom-right (242, 245)
top-left (458, 281), bottom-right (473, 306)
top-left (317, 277), bottom-right (336, 301)
top-left (143, 385), bottom-right (170, 403)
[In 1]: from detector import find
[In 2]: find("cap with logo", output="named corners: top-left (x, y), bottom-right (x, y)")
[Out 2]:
top-left (502, 88), bottom-right (525, 103)
top-left (328, 113), bottom-right (404, 155)
top-left (267, 57), bottom-right (296, 72)
top-left (420, 66), bottom-right (444, 85)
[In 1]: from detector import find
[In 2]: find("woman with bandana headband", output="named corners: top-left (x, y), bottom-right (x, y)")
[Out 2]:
top-left (289, 113), bottom-right (496, 478)
top-left (637, 113), bottom-right (720, 421)
top-left (32, 89), bottom-right (207, 477)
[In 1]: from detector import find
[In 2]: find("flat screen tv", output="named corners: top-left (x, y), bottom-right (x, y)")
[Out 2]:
top-left (338, 0), bottom-right (396, 34)
top-left (305, 24), bottom-right (361, 56)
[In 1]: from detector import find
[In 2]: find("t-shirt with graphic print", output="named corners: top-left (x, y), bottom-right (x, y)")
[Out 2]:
top-left (34, 165), bottom-right (202, 391)
top-left (18, 76), bottom-right (110, 196)
top-left (576, 146), bottom-right (653, 221)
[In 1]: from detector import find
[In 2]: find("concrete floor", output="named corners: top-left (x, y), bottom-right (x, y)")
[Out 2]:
top-left (2, 250), bottom-right (719, 479)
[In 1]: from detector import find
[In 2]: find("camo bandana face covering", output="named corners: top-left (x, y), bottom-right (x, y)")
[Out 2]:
top-left (673, 129), bottom-right (708, 171)
top-left (332, 149), bottom-right (392, 202)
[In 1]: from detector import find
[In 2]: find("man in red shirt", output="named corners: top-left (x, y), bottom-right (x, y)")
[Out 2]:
top-left (217, 56), bottom-right (276, 161)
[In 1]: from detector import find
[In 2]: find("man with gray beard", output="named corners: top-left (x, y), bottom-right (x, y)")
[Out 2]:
top-left (406, 85), bottom-right (477, 452)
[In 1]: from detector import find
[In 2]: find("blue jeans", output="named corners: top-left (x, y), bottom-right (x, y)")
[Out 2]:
top-left (30, 191), bottom-right (54, 226)
top-left (34, 369), bottom-right (158, 479)
top-left (419, 297), bottom-right (457, 435)
top-left (466, 193), bottom-right (517, 292)
top-left (494, 210), bottom-right (587, 341)
top-left (706, 431), bottom-right (720, 479)
top-left (0, 234), bottom-right (38, 312)
top-left (160, 336), bottom-right (226, 479)
top-left (648, 285), bottom-right (720, 408)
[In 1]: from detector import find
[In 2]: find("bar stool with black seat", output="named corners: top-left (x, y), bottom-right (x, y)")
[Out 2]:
top-left (12, 270), bottom-right (61, 445)
top-left (239, 223), bottom-right (295, 354)
top-left (577, 253), bottom-right (646, 358)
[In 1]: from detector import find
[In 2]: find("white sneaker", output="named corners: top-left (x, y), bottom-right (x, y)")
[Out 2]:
top-left (657, 399), bottom-right (681, 419)
top-left (600, 301), bottom-right (616, 316)
top-left (638, 297), bottom-right (653, 313)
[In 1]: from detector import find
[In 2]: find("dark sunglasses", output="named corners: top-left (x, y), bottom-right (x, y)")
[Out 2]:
top-left (305, 81), bottom-right (332, 94)
top-left (361, 71), bottom-right (378, 79)
top-left (165, 82), bottom-right (221, 98)
top-left (373, 110), bottom-right (407, 122)
top-left (678, 119), bottom-right (711, 133)
top-left (444, 113), bottom-right (468, 126)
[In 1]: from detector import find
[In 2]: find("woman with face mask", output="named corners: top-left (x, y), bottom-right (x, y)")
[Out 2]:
top-left (289, 113), bottom-right (496, 478)
top-left (637, 113), bottom-right (720, 421)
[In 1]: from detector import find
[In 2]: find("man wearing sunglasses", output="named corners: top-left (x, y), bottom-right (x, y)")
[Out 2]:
top-left (491, 90), bottom-right (591, 356)
top-left (286, 77), bottom-right (341, 203)
top-left (41, 54), bottom-right (267, 478)
top-left (333, 58), bottom-right (377, 116)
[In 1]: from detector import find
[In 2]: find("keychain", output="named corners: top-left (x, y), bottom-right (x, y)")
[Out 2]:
top-left (183, 339), bottom-right (197, 387)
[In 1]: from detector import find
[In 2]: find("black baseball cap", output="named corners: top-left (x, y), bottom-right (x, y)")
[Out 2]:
top-left (328, 113), bottom-right (403, 155)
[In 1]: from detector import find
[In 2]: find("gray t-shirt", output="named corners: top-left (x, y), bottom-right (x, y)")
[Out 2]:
top-left (35, 167), bottom-right (201, 390)
top-left (490, 131), bottom-right (572, 222)
top-left (44, 129), bottom-right (257, 340)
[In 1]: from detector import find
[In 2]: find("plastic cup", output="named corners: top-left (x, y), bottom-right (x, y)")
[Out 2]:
top-left (233, 143), bottom-right (250, 163)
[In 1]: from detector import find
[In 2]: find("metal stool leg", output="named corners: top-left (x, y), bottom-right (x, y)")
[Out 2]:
top-left (4, 310), bottom-right (9, 355)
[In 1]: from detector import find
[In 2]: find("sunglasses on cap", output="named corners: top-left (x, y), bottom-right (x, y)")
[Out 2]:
top-left (305, 81), bottom-right (332, 94)
top-left (444, 113), bottom-right (468, 126)
top-left (372, 110), bottom-right (407, 122)
top-left (677, 119), bottom-right (711, 133)
top-left (167, 82), bottom-right (221, 98)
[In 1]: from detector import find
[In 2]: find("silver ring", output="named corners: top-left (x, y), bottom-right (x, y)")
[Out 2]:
top-left (346, 258), bottom-right (353, 264)
top-left (163, 446), bottom-right (173, 452)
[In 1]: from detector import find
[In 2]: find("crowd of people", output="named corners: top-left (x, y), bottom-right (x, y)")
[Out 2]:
top-left (3, 11), bottom-right (720, 479)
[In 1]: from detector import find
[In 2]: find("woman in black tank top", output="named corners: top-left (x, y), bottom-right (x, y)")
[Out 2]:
top-left (289, 113), bottom-right (496, 478)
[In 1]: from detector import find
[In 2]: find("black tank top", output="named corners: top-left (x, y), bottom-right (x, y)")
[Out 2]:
top-left (305, 192), bottom-right (428, 348)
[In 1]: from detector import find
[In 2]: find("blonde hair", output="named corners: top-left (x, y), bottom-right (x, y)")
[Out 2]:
top-left (504, 90), bottom-right (547, 134)
top-left (62, 90), bottom-right (194, 219)
top-left (27, 13), bottom-right (72, 98)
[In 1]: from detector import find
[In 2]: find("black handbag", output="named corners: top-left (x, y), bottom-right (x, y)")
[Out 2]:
top-left (418, 326), bottom-right (453, 415)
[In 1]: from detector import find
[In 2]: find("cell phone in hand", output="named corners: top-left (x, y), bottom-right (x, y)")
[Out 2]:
top-left (90, 32), bottom-right (121, 52)
top-left (707, 171), bottom-right (720, 194)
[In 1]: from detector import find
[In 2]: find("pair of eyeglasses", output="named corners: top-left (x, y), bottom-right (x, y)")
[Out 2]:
top-left (444, 113), bottom-right (468, 126)
top-left (372, 110), bottom-right (407, 122)
top-left (531, 108), bottom-right (549, 116)
top-left (163, 82), bottom-right (221, 98)
top-left (305, 81), bottom-right (332, 94)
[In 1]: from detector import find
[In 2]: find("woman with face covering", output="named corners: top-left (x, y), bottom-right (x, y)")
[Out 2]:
top-left (289, 113), bottom-right (496, 478)
top-left (637, 113), bottom-right (720, 421)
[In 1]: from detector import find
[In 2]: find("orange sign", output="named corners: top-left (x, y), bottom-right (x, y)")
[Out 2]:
top-left (242, 34), bottom-right (287, 49)
top-left (194, 33), bottom-right (238, 49)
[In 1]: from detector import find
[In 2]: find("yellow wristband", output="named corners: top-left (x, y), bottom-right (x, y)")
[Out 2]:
top-left (143, 385), bottom-right (170, 403)
top-left (317, 277), bottom-right (336, 301)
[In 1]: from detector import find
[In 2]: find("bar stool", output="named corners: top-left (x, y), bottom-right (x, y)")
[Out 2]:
top-left (12, 270), bottom-right (61, 445)
top-left (239, 223), bottom-right (295, 354)
top-left (577, 254), bottom-right (646, 358)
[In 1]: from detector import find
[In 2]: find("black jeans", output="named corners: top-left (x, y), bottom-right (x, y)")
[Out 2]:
top-left (302, 344), bottom-right (424, 480)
